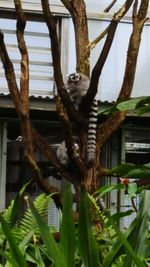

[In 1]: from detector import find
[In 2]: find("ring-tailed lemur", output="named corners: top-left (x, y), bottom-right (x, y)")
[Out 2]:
top-left (67, 72), bottom-right (97, 163)
top-left (56, 141), bottom-right (69, 167)
top-left (56, 140), bottom-right (79, 166)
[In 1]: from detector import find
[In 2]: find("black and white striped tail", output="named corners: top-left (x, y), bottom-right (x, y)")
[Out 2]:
top-left (87, 99), bottom-right (97, 163)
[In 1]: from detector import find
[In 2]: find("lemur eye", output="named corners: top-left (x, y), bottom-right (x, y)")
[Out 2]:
top-left (69, 74), bottom-right (74, 81)
top-left (75, 73), bottom-right (80, 81)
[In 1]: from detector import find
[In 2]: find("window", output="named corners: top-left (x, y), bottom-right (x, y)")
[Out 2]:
top-left (120, 128), bottom-right (150, 229)
top-left (0, 18), bottom-right (54, 97)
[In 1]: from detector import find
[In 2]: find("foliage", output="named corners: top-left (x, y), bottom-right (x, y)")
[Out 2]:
top-left (98, 96), bottom-right (150, 116)
top-left (0, 184), bottom-right (149, 266)
top-left (108, 162), bottom-right (150, 179)
top-left (0, 189), bottom-right (53, 266)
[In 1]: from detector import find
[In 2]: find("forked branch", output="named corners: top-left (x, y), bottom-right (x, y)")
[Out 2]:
top-left (83, 0), bottom-right (134, 112)
top-left (41, 0), bottom-right (87, 125)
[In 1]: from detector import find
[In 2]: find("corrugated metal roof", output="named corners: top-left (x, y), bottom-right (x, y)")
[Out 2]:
top-left (0, 93), bottom-right (56, 113)
top-left (0, 92), bottom-right (115, 104)
top-left (0, 92), bottom-right (53, 99)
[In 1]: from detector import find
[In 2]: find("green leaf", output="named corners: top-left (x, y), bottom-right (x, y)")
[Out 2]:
top-left (116, 97), bottom-right (145, 111)
top-left (98, 105), bottom-right (116, 116)
top-left (59, 181), bottom-right (75, 267)
top-left (19, 230), bottom-right (34, 252)
top-left (28, 197), bottom-right (66, 267)
top-left (98, 97), bottom-right (150, 117)
top-left (111, 210), bottom-right (134, 222)
top-left (109, 163), bottom-right (150, 178)
top-left (3, 182), bottom-right (30, 229)
top-left (34, 245), bottom-right (46, 267)
top-left (0, 215), bottom-right (27, 267)
top-left (103, 191), bottom-right (150, 267)
top-left (128, 183), bottom-right (137, 198)
top-left (103, 215), bottom-right (146, 267)
top-left (112, 226), bottom-right (145, 267)
top-left (78, 188), bottom-right (101, 267)
top-left (135, 96), bottom-right (150, 115)
top-left (125, 190), bottom-right (150, 266)
top-left (0, 248), bottom-right (19, 267)
top-left (94, 184), bottom-right (124, 198)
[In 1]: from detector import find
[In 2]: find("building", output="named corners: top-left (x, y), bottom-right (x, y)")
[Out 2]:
top-left (0, 1), bottom-right (150, 227)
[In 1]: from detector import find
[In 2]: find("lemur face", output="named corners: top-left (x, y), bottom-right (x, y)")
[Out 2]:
top-left (68, 72), bottom-right (81, 84)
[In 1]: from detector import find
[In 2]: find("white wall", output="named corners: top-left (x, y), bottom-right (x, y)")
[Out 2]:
top-left (67, 18), bottom-right (150, 101)
top-left (88, 19), bottom-right (131, 101)
top-left (88, 20), bottom-right (150, 101)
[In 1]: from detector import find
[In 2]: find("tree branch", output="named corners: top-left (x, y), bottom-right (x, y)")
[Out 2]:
top-left (14, 0), bottom-right (34, 159)
top-left (96, 111), bottom-right (127, 162)
top-left (61, 0), bottom-right (90, 75)
top-left (0, 1), bottom-right (64, 203)
top-left (14, 0), bottom-right (29, 113)
top-left (82, 0), bottom-right (134, 113)
top-left (0, 31), bottom-right (21, 112)
top-left (25, 154), bottom-right (63, 208)
top-left (59, 113), bottom-right (87, 178)
top-left (104, 0), bottom-right (118, 12)
top-left (41, 0), bottom-right (87, 125)
top-left (88, 0), bottom-right (134, 51)
top-left (117, 0), bottom-right (149, 101)
top-left (31, 125), bottom-right (73, 182)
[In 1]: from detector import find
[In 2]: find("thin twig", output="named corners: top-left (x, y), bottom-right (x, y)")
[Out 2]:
top-left (104, 0), bottom-right (118, 13)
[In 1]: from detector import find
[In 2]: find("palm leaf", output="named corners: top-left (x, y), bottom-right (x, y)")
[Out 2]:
top-left (78, 188), bottom-right (101, 267)
top-left (103, 191), bottom-right (150, 267)
top-left (124, 190), bottom-right (150, 266)
top-left (0, 214), bottom-right (27, 267)
top-left (28, 197), bottom-right (66, 267)
top-left (59, 181), bottom-right (76, 267)
top-left (2, 182), bottom-right (30, 228)
top-left (0, 248), bottom-right (18, 267)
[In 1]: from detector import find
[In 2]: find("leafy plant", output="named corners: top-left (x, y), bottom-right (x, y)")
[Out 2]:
top-left (108, 162), bottom-right (150, 179)
top-left (98, 96), bottom-right (150, 116)
top-left (0, 183), bottom-right (149, 267)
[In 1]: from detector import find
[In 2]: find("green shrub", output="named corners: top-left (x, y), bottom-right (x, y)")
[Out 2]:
top-left (0, 183), bottom-right (149, 267)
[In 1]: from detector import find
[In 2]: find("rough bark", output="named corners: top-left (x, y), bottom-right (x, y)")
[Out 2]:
top-left (61, 0), bottom-right (90, 75)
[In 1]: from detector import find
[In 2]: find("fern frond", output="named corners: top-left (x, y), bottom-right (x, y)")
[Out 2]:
top-left (13, 193), bottom-right (53, 242)
top-left (2, 199), bottom-right (15, 225)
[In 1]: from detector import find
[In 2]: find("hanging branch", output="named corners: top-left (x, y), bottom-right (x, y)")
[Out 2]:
top-left (117, 0), bottom-right (149, 101)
